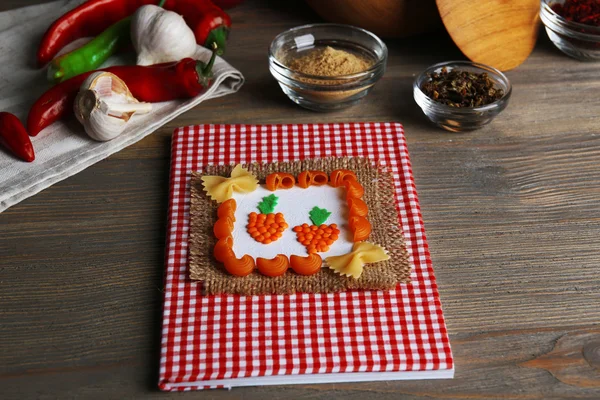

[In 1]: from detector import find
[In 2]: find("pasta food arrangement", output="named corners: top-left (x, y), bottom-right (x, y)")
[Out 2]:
top-left (201, 164), bottom-right (391, 279)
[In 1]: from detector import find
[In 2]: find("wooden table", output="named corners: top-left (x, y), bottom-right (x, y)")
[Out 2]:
top-left (2, 1), bottom-right (600, 399)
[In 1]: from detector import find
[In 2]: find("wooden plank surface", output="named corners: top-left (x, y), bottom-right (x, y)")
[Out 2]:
top-left (1, 0), bottom-right (600, 399)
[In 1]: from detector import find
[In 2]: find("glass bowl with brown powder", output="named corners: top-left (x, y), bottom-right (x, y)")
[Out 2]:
top-left (269, 24), bottom-right (387, 111)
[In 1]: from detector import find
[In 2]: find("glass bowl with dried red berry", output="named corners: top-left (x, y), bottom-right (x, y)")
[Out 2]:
top-left (541, 0), bottom-right (600, 60)
top-left (413, 61), bottom-right (512, 132)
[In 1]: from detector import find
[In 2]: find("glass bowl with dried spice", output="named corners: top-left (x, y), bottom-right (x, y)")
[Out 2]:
top-left (541, 0), bottom-right (600, 60)
top-left (413, 61), bottom-right (512, 132)
top-left (269, 24), bottom-right (387, 111)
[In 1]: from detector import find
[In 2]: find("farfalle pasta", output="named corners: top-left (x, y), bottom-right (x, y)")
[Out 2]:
top-left (202, 164), bottom-right (258, 203)
top-left (325, 242), bottom-right (390, 279)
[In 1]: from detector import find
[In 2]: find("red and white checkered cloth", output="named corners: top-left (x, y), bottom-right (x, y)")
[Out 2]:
top-left (159, 123), bottom-right (453, 391)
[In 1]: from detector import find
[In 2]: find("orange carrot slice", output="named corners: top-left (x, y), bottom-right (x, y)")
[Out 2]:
top-left (256, 254), bottom-right (290, 277)
top-left (217, 198), bottom-right (237, 220)
top-left (330, 169), bottom-right (358, 187)
top-left (348, 197), bottom-right (369, 217)
top-left (213, 216), bottom-right (234, 239)
top-left (349, 216), bottom-right (372, 242)
top-left (213, 236), bottom-right (234, 262)
top-left (223, 254), bottom-right (255, 277)
top-left (290, 254), bottom-right (322, 275)
top-left (344, 180), bottom-right (365, 199)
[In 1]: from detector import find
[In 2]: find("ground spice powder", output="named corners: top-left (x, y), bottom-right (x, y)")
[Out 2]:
top-left (287, 46), bottom-right (372, 76)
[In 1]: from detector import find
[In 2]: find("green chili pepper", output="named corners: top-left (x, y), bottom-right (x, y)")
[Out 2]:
top-left (47, 17), bottom-right (131, 84)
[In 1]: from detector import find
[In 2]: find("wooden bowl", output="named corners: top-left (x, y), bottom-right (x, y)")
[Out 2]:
top-left (305, 0), bottom-right (442, 38)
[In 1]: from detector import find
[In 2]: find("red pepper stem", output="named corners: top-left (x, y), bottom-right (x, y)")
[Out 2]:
top-left (158, 0), bottom-right (166, 7)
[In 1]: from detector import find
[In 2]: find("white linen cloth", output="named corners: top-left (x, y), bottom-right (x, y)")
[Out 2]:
top-left (0, 0), bottom-right (244, 212)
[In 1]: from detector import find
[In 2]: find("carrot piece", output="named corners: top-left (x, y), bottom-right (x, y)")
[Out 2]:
top-left (348, 196), bottom-right (369, 217)
top-left (213, 236), bottom-right (234, 262)
top-left (349, 216), bottom-right (372, 242)
top-left (290, 254), bottom-right (322, 275)
top-left (217, 198), bottom-right (237, 220)
top-left (213, 216), bottom-right (234, 238)
top-left (256, 254), bottom-right (290, 277)
top-left (297, 171), bottom-right (310, 188)
top-left (344, 180), bottom-right (365, 199)
top-left (265, 173), bottom-right (280, 191)
top-left (223, 254), bottom-right (255, 277)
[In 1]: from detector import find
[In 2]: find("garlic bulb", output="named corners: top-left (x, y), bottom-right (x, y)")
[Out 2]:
top-left (74, 72), bottom-right (152, 142)
top-left (131, 5), bottom-right (197, 66)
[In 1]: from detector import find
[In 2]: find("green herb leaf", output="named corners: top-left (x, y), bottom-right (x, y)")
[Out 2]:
top-left (309, 206), bottom-right (331, 226)
top-left (257, 194), bottom-right (278, 214)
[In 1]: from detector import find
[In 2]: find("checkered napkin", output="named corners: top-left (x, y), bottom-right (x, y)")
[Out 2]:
top-left (159, 123), bottom-right (454, 391)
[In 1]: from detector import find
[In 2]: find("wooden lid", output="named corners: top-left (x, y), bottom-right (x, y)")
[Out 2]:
top-left (436, 0), bottom-right (541, 71)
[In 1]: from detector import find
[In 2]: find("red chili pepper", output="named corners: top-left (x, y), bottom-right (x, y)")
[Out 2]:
top-left (28, 52), bottom-right (217, 137)
top-left (0, 112), bottom-right (35, 162)
top-left (38, 0), bottom-right (231, 66)
top-left (37, 0), bottom-right (156, 66)
top-left (164, 0), bottom-right (232, 55)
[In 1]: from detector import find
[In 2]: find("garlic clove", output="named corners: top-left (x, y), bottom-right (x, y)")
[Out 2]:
top-left (132, 5), bottom-right (198, 66)
top-left (74, 72), bottom-right (152, 142)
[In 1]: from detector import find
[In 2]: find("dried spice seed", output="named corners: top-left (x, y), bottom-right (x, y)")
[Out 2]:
top-left (420, 67), bottom-right (504, 108)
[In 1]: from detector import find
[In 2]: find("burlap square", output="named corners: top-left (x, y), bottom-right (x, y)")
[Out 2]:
top-left (189, 157), bottom-right (411, 295)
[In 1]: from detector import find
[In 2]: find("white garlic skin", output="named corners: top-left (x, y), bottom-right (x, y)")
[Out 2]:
top-left (74, 72), bottom-right (152, 142)
top-left (131, 5), bottom-right (198, 66)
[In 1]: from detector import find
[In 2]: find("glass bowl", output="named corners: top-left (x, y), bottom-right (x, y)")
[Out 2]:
top-left (540, 0), bottom-right (600, 60)
top-left (269, 23), bottom-right (387, 112)
top-left (413, 61), bottom-right (512, 132)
